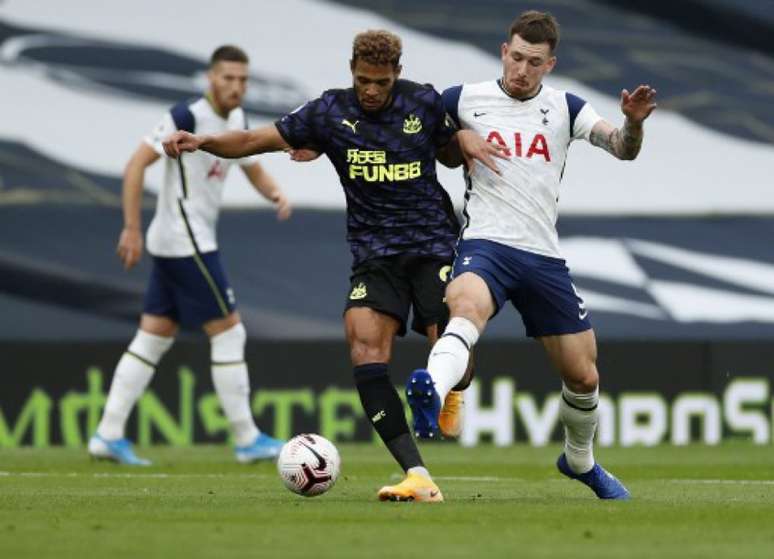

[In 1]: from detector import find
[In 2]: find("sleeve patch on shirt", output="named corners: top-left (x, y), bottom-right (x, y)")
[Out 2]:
top-left (442, 85), bottom-right (463, 128)
top-left (170, 102), bottom-right (196, 133)
top-left (565, 92), bottom-right (586, 138)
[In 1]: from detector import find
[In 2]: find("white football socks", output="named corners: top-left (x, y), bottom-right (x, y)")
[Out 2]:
top-left (427, 317), bottom-right (480, 402)
top-left (559, 384), bottom-right (599, 474)
top-left (210, 323), bottom-right (260, 447)
top-left (97, 330), bottom-right (174, 441)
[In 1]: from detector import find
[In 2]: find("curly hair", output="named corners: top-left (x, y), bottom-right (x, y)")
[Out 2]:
top-left (352, 30), bottom-right (402, 67)
top-left (509, 11), bottom-right (560, 52)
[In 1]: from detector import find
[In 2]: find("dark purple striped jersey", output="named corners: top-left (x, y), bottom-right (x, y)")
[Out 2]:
top-left (275, 79), bottom-right (460, 268)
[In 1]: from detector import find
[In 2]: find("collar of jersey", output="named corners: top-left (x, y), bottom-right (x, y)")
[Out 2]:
top-left (496, 79), bottom-right (543, 102)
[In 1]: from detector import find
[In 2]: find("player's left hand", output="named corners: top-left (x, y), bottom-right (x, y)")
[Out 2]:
top-left (457, 129), bottom-right (509, 175)
top-left (117, 226), bottom-right (143, 270)
top-left (621, 85), bottom-right (657, 123)
top-left (287, 148), bottom-right (322, 162)
top-left (272, 192), bottom-right (292, 221)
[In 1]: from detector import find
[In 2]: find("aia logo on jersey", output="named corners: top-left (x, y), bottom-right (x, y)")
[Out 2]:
top-left (207, 160), bottom-right (225, 180)
top-left (486, 131), bottom-right (551, 162)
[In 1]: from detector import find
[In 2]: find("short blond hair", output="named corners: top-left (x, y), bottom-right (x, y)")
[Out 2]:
top-left (352, 30), bottom-right (402, 67)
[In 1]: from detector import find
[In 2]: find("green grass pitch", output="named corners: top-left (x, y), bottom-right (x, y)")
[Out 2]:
top-left (1, 443), bottom-right (772, 558)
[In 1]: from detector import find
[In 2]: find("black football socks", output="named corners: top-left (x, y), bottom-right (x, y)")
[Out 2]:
top-left (354, 363), bottom-right (424, 471)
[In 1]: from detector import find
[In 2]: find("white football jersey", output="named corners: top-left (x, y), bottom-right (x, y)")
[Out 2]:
top-left (445, 81), bottom-right (602, 258)
top-left (144, 97), bottom-right (257, 257)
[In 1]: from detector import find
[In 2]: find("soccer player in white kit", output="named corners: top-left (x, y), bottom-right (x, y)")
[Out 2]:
top-left (406, 11), bottom-right (657, 499)
top-left (89, 45), bottom-right (291, 465)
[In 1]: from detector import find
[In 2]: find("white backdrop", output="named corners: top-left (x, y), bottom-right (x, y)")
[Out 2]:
top-left (1, 0), bottom-right (772, 214)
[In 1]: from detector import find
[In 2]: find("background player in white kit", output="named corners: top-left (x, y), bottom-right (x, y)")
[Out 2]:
top-left (89, 45), bottom-right (291, 465)
top-left (406, 11), bottom-right (656, 499)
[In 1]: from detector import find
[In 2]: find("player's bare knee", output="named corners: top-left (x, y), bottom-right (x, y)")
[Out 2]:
top-left (446, 292), bottom-right (485, 328)
top-left (578, 371), bottom-right (600, 394)
top-left (350, 346), bottom-right (389, 365)
top-left (349, 339), bottom-right (390, 365)
top-left (564, 363), bottom-right (599, 394)
top-left (140, 314), bottom-right (178, 338)
top-left (446, 280), bottom-right (492, 329)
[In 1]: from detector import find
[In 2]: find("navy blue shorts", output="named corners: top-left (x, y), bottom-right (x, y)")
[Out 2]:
top-left (143, 251), bottom-right (236, 328)
top-left (452, 239), bottom-right (591, 338)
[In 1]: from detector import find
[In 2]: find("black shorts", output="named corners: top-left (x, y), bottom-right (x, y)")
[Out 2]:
top-left (344, 254), bottom-right (452, 337)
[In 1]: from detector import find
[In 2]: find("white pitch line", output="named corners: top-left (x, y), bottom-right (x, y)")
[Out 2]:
top-left (5, 472), bottom-right (770, 486)
top-left (1, 472), bottom-right (510, 483)
top-left (0, 471), bottom-right (272, 479)
top-left (669, 479), bottom-right (774, 486)
top-left (92, 473), bottom-right (272, 479)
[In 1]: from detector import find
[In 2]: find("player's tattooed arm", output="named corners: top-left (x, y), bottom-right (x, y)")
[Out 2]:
top-left (589, 84), bottom-right (656, 161)
top-left (589, 119), bottom-right (643, 161)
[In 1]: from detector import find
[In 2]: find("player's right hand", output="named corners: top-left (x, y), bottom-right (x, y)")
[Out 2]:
top-left (162, 131), bottom-right (202, 158)
top-left (457, 129), bottom-right (509, 175)
top-left (620, 84), bottom-right (657, 123)
top-left (117, 226), bottom-right (143, 270)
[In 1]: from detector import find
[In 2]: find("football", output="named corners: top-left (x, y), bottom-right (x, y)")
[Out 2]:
top-left (277, 434), bottom-right (341, 497)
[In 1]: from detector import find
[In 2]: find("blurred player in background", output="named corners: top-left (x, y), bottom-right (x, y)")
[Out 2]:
top-left (89, 45), bottom-right (291, 465)
top-left (407, 11), bottom-right (657, 499)
top-left (163, 30), bottom-right (499, 501)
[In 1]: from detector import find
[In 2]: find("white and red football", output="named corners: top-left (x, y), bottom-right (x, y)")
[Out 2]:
top-left (277, 434), bottom-right (341, 497)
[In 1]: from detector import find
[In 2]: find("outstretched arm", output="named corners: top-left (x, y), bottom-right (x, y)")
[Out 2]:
top-left (163, 124), bottom-right (291, 159)
top-left (589, 85), bottom-right (657, 161)
top-left (241, 161), bottom-right (292, 221)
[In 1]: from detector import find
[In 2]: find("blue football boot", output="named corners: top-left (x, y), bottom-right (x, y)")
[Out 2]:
top-left (557, 453), bottom-right (630, 500)
top-left (405, 368), bottom-right (442, 439)
top-left (235, 433), bottom-right (285, 463)
top-left (88, 434), bottom-right (151, 466)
